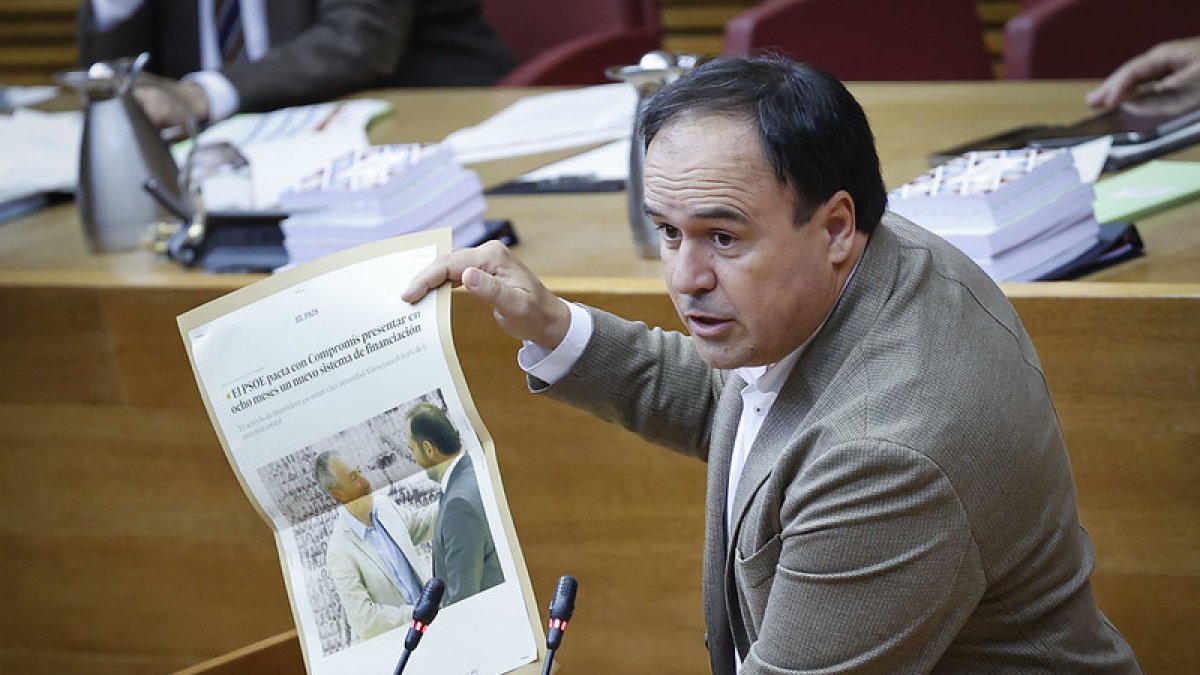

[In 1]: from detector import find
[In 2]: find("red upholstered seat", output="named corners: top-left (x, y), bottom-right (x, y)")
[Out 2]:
top-left (1004, 0), bottom-right (1200, 79)
top-left (722, 0), bottom-right (993, 81)
top-left (486, 0), bottom-right (663, 86)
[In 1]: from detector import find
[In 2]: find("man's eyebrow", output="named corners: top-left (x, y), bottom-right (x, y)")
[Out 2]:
top-left (642, 204), bottom-right (750, 224)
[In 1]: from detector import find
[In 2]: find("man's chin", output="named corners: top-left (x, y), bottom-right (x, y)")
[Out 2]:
top-left (692, 339), bottom-right (751, 370)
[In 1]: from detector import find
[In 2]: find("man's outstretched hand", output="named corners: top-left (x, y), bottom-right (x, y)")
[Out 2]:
top-left (402, 241), bottom-right (571, 352)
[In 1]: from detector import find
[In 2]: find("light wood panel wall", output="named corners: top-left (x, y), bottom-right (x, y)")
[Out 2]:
top-left (0, 1), bottom-right (1024, 86)
top-left (0, 283), bottom-right (1196, 674)
top-left (0, 0), bottom-right (78, 85)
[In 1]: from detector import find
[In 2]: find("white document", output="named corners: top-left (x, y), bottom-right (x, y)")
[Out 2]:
top-left (1068, 135), bottom-right (1112, 184)
top-left (444, 83), bottom-right (637, 164)
top-left (181, 99), bottom-right (391, 209)
top-left (0, 109), bottom-right (81, 203)
top-left (0, 84), bottom-right (59, 109)
top-left (516, 138), bottom-right (631, 183)
top-left (178, 230), bottom-right (544, 675)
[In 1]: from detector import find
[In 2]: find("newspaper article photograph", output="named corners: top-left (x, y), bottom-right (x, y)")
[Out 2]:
top-left (177, 230), bottom-right (542, 675)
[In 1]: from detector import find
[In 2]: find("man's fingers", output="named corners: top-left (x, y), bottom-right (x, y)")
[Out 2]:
top-left (463, 266), bottom-right (523, 317)
top-left (402, 242), bottom-right (514, 304)
top-left (402, 257), bottom-right (454, 304)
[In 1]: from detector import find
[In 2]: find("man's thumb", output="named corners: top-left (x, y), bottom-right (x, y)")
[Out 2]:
top-left (463, 267), bottom-right (502, 304)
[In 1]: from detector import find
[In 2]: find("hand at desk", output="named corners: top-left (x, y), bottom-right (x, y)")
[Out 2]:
top-left (402, 240), bottom-right (571, 352)
top-left (1087, 36), bottom-right (1200, 109)
top-left (132, 74), bottom-right (211, 130)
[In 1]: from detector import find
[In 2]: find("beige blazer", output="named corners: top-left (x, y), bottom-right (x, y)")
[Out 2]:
top-left (538, 213), bottom-right (1140, 673)
top-left (325, 493), bottom-right (435, 640)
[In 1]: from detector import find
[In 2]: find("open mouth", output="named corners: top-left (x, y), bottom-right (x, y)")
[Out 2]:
top-left (686, 313), bottom-right (732, 337)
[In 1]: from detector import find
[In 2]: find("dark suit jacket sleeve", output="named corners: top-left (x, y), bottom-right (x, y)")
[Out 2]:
top-left (438, 495), bottom-right (489, 605)
top-left (224, 0), bottom-right (408, 112)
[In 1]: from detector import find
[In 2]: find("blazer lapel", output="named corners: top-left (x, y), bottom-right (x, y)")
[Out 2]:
top-left (703, 373), bottom-right (744, 675)
top-left (343, 515), bottom-right (394, 582)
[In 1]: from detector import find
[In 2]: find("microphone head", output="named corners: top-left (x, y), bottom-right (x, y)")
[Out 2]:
top-left (413, 578), bottom-right (445, 625)
top-left (548, 575), bottom-right (577, 621)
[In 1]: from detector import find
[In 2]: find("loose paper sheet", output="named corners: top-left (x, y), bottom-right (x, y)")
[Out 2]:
top-left (178, 229), bottom-right (543, 674)
top-left (443, 83), bottom-right (636, 164)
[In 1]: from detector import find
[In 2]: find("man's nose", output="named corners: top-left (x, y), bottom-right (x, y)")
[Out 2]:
top-left (666, 239), bottom-right (717, 296)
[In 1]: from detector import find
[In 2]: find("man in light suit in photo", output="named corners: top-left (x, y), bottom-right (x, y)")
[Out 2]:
top-left (402, 55), bottom-right (1142, 673)
top-left (405, 403), bottom-right (503, 606)
top-left (316, 450), bottom-right (436, 641)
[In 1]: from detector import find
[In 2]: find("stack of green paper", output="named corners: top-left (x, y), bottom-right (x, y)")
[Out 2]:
top-left (1093, 160), bottom-right (1200, 224)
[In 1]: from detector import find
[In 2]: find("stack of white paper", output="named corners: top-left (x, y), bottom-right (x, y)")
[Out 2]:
top-left (889, 148), bottom-right (1101, 281)
top-left (279, 143), bottom-right (487, 263)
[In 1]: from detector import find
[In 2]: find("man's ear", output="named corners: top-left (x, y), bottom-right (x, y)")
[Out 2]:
top-left (420, 439), bottom-right (438, 462)
top-left (821, 190), bottom-right (858, 264)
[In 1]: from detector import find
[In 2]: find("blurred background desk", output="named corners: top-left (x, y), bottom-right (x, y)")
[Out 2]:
top-left (1, 83), bottom-right (1197, 673)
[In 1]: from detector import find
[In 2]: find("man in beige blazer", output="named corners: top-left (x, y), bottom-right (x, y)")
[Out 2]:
top-left (316, 450), bottom-right (435, 641)
top-left (403, 55), bottom-right (1140, 672)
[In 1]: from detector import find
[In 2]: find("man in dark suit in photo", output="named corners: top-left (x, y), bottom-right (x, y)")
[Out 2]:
top-left (406, 402), bottom-right (504, 606)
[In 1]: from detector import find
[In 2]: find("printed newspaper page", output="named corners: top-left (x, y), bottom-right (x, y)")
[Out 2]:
top-left (178, 229), bottom-right (543, 674)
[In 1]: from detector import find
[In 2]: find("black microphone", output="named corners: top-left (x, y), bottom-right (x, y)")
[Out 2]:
top-left (395, 578), bottom-right (445, 675)
top-left (542, 575), bottom-right (577, 675)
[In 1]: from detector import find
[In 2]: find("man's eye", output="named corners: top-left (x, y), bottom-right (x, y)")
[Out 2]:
top-left (712, 231), bottom-right (736, 248)
top-left (658, 224), bottom-right (681, 241)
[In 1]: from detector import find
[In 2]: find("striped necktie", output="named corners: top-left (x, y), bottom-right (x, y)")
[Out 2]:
top-left (213, 0), bottom-right (245, 63)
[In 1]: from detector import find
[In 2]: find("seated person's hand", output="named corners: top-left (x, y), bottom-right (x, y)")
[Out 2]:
top-left (132, 73), bottom-right (212, 130)
top-left (1087, 36), bottom-right (1200, 110)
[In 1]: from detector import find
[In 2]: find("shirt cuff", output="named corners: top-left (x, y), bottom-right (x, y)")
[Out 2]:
top-left (518, 301), bottom-right (592, 385)
top-left (183, 70), bottom-right (240, 123)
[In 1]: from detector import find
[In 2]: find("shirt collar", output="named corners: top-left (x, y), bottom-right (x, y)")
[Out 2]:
top-left (340, 500), bottom-right (375, 540)
top-left (439, 452), bottom-right (465, 491)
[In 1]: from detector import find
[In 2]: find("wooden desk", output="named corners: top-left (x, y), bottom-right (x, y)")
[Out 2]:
top-left (1, 84), bottom-right (1197, 674)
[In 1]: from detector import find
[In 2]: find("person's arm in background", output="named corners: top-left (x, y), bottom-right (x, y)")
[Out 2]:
top-left (78, 0), bottom-right (214, 128)
top-left (78, 0), bottom-right (407, 128)
top-left (222, 0), bottom-right (407, 114)
top-left (1087, 36), bottom-right (1200, 109)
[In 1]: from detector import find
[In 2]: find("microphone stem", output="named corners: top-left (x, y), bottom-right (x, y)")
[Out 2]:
top-left (393, 649), bottom-right (411, 675)
top-left (541, 647), bottom-right (556, 675)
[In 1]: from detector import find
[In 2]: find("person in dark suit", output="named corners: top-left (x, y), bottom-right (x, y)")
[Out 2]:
top-left (405, 402), bottom-right (503, 606)
top-left (401, 55), bottom-right (1142, 673)
top-left (77, 0), bottom-right (517, 128)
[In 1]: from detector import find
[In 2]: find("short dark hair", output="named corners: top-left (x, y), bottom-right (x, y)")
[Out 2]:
top-left (407, 403), bottom-right (462, 457)
top-left (639, 54), bottom-right (887, 232)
